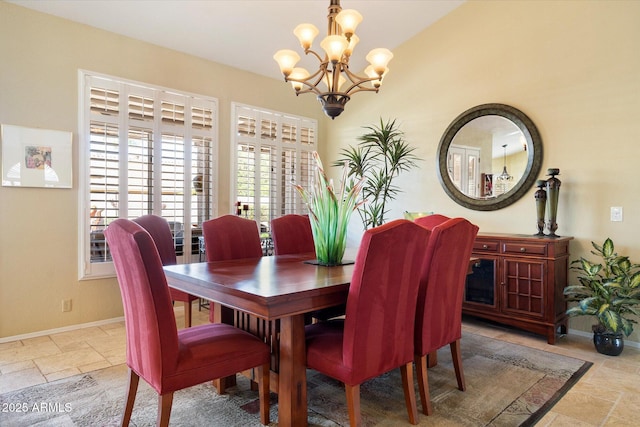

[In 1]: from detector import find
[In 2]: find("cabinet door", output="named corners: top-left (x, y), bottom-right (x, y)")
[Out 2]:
top-left (500, 258), bottom-right (546, 318)
top-left (464, 257), bottom-right (498, 310)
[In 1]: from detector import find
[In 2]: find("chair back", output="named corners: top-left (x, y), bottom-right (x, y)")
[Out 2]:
top-left (271, 214), bottom-right (315, 255)
top-left (104, 219), bottom-right (179, 389)
top-left (414, 213), bottom-right (450, 230)
top-left (133, 215), bottom-right (177, 266)
top-left (342, 219), bottom-right (430, 384)
top-left (202, 215), bottom-right (263, 261)
top-left (415, 218), bottom-right (479, 355)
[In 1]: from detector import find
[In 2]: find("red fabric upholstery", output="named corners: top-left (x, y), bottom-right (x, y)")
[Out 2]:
top-left (133, 215), bottom-right (197, 328)
top-left (271, 214), bottom-right (315, 255)
top-left (305, 219), bottom-right (430, 425)
top-left (414, 213), bottom-right (450, 230)
top-left (202, 215), bottom-right (263, 324)
top-left (202, 215), bottom-right (263, 261)
top-left (414, 217), bottom-right (479, 415)
top-left (415, 217), bottom-right (478, 355)
top-left (104, 219), bottom-right (270, 425)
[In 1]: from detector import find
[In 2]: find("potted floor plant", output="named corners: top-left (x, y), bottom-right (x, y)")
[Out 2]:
top-left (563, 238), bottom-right (640, 355)
top-left (333, 118), bottom-right (419, 229)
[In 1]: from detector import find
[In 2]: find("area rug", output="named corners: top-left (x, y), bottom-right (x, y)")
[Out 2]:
top-left (0, 332), bottom-right (591, 426)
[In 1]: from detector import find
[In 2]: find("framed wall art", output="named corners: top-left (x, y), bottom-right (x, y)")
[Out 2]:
top-left (1, 124), bottom-right (73, 188)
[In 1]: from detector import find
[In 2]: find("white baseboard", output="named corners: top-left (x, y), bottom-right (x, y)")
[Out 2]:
top-left (0, 317), bottom-right (125, 344)
top-left (568, 328), bottom-right (640, 349)
top-left (3, 320), bottom-right (639, 351)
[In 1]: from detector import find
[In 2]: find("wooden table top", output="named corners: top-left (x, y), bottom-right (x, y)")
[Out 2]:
top-left (163, 253), bottom-right (355, 320)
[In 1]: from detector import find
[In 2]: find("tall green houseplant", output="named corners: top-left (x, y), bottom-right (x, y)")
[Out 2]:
top-left (334, 118), bottom-right (419, 229)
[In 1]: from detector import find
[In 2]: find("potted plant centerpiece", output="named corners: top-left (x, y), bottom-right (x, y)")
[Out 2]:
top-left (294, 151), bottom-right (365, 266)
top-left (563, 238), bottom-right (640, 355)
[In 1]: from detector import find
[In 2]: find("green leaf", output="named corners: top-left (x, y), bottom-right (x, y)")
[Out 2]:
top-left (602, 238), bottom-right (614, 258)
top-left (563, 285), bottom-right (592, 297)
top-left (599, 309), bottom-right (621, 333)
top-left (620, 317), bottom-right (634, 336)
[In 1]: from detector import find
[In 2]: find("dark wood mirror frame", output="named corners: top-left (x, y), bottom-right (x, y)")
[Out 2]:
top-left (437, 103), bottom-right (543, 211)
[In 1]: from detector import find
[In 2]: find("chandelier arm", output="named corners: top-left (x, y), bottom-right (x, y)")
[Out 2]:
top-left (286, 66), bottom-right (332, 96)
top-left (337, 66), bottom-right (380, 94)
top-left (303, 48), bottom-right (327, 64)
top-left (344, 86), bottom-right (379, 96)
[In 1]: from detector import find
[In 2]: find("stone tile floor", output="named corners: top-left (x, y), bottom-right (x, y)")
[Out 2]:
top-left (1, 306), bottom-right (639, 426)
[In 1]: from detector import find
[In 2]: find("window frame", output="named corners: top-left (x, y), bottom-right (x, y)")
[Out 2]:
top-left (230, 103), bottom-right (317, 235)
top-left (78, 70), bottom-right (218, 280)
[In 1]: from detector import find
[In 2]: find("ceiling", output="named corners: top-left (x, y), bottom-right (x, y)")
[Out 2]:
top-left (9, 0), bottom-right (465, 79)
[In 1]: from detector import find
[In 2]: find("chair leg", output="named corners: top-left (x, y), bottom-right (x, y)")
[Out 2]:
top-left (183, 300), bottom-right (192, 328)
top-left (401, 362), bottom-right (418, 425)
top-left (345, 383), bottom-right (361, 427)
top-left (258, 363), bottom-right (270, 425)
top-left (450, 339), bottom-right (466, 391)
top-left (157, 392), bottom-right (174, 427)
top-left (213, 378), bottom-right (227, 395)
top-left (121, 368), bottom-right (139, 427)
top-left (415, 354), bottom-right (433, 415)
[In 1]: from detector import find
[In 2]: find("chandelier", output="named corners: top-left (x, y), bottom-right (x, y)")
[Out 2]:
top-left (496, 144), bottom-right (513, 193)
top-left (273, 0), bottom-right (393, 119)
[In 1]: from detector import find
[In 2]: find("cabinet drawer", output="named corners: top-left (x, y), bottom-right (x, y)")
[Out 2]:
top-left (502, 242), bottom-right (547, 256)
top-left (473, 240), bottom-right (499, 252)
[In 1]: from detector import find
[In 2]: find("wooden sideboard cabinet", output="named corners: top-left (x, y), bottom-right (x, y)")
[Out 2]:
top-left (462, 233), bottom-right (573, 344)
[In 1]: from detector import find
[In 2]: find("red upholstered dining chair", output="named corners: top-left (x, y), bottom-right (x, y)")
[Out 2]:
top-left (414, 217), bottom-right (479, 415)
top-left (133, 214), bottom-right (198, 328)
top-left (270, 214), bottom-right (315, 255)
top-left (414, 213), bottom-right (450, 230)
top-left (305, 219), bottom-right (431, 426)
top-left (202, 214), bottom-right (263, 261)
top-left (202, 214), bottom-right (263, 323)
top-left (104, 219), bottom-right (270, 426)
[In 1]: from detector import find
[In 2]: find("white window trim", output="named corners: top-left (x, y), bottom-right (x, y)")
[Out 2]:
top-left (78, 70), bottom-right (218, 280)
top-left (230, 102), bottom-right (317, 226)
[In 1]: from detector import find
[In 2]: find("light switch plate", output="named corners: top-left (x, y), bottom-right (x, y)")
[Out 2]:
top-left (611, 206), bottom-right (623, 222)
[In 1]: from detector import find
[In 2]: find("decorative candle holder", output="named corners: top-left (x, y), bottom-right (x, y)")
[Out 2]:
top-left (534, 179), bottom-right (547, 236)
top-left (546, 168), bottom-right (561, 237)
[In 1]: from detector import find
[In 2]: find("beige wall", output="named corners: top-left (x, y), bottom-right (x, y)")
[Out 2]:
top-left (324, 1), bottom-right (640, 341)
top-left (2, 1), bottom-right (639, 342)
top-left (0, 1), bottom-right (326, 338)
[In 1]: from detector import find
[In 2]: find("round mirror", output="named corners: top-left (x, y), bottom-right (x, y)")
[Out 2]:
top-left (437, 104), bottom-right (543, 211)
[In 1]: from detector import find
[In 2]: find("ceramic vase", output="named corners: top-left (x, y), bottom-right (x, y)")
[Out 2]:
top-left (534, 179), bottom-right (547, 236)
top-left (546, 168), bottom-right (561, 237)
top-left (593, 330), bottom-right (624, 356)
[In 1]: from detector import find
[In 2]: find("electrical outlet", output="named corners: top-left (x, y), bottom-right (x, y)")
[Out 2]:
top-left (610, 206), bottom-right (623, 222)
top-left (62, 299), bottom-right (72, 312)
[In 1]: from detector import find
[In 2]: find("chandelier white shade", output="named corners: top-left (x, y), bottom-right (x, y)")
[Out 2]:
top-left (274, 0), bottom-right (393, 119)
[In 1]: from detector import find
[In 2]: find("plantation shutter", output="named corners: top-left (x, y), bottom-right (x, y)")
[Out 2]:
top-left (232, 103), bottom-right (316, 233)
top-left (80, 72), bottom-right (217, 279)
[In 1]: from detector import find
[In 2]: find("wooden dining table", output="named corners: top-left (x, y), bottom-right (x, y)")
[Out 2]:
top-left (163, 253), bottom-right (354, 427)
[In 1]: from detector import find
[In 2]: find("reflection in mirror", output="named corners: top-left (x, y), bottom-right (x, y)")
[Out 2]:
top-left (437, 104), bottom-right (543, 211)
top-left (448, 115), bottom-right (527, 198)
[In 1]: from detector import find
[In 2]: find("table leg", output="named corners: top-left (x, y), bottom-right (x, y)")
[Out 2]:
top-left (212, 303), bottom-right (237, 393)
top-left (427, 350), bottom-right (438, 368)
top-left (278, 314), bottom-right (307, 427)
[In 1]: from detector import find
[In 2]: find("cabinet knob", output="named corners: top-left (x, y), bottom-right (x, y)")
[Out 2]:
top-left (483, 244), bottom-right (489, 249)
top-left (520, 247), bottom-right (526, 252)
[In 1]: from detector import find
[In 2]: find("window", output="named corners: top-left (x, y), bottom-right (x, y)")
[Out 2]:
top-left (79, 71), bottom-right (217, 279)
top-left (232, 103), bottom-right (317, 235)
